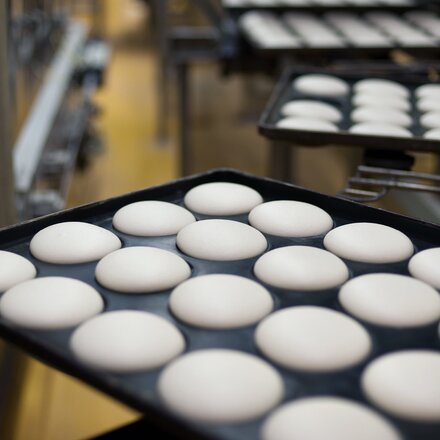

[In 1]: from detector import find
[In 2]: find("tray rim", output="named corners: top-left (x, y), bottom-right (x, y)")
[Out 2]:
top-left (223, 0), bottom-right (427, 14)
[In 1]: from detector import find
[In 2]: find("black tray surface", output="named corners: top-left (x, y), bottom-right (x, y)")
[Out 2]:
top-left (259, 68), bottom-right (440, 152)
top-left (0, 169), bottom-right (439, 440)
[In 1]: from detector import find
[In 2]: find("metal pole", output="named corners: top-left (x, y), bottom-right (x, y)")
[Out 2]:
top-left (0, 0), bottom-right (17, 227)
top-left (155, 0), bottom-right (170, 145)
top-left (177, 61), bottom-right (190, 176)
top-left (269, 141), bottom-right (293, 182)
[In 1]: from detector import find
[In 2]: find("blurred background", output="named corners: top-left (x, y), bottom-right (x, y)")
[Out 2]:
top-left (0, 0), bottom-right (439, 438)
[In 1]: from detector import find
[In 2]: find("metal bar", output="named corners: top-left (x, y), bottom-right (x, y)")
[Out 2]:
top-left (13, 21), bottom-right (86, 194)
top-left (0, 0), bottom-right (17, 227)
top-left (338, 187), bottom-right (388, 203)
top-left (191, 0), bottom-right (223, 30)
top-left (358, 165), bottom-right (440, 181)
top-left (269, 141), bottom-right (292, 182)
top-left (349, 177), bottom-right (440, 193)
top-left (177, 62), bottom-right (191, 176)
top-left (155, 0), bottom-right (170, 145)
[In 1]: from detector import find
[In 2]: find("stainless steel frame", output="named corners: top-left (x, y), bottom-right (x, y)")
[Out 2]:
top-left (340, 164), bottom-right (440, 202)
top-left (0, 1), bottom-right (17, 228)
top-left (13, 21), bottom-right (87, 195)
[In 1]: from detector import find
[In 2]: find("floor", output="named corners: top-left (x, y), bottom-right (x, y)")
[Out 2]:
top-left (10, 1), bottom-right (440, 439)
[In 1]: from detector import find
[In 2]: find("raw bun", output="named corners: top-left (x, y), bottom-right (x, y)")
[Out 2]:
top-left (293, 74), bottom-right (349, 98)
top-left (113, 201), bottom-right (195, 236)
top-left (158, 349), bottom-right (283, 423)
top-left (184, 182), bottom-right (263, 215)
top-left (95, 247), bottom-right (191, 293)
top-left (70, 310), bottom-right (185, 373)
top-left (0, 251), bottom-right (36, 292)
top-left (30, 222), bottom-right (121, 264)
top-left (324, 222), bottom-right (413, 263)
top-left (177, 219), bottom-right (267, 261)
top-left (254, 245), bottom-right (349, 291)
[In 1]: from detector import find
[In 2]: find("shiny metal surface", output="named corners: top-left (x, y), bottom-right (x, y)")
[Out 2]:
top-left (0, 1), bottom-right (17, 227)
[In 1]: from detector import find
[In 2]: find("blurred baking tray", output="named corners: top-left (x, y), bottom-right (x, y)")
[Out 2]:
top-left (0, 169), bottom-right (439, 439)
top-left (223, 0), bottom-right (424, 14)
top-left (259, 68), bottom-right (440, 152)
top-left (238, 9), bottom-right (440, 57)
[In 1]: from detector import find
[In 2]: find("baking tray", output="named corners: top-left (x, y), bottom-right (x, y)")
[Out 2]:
top-left (238, 10), bottom-right (440, 57)
top-left (0, 168), bottom-right (439, 439)
top-left (223, 0), bottom-right (424, 14)
top-left (259, 68), bottom-right (440, 152)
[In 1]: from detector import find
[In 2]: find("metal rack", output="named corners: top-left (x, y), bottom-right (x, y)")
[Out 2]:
top-left (340, 164), bottom-right (440, 202)
top-left (0, 2), bottom-right (16, 228)
top-left (0, 1), bottom-right (110, 223)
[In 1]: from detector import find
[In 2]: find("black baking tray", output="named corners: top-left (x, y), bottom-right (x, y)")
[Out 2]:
top-left (223, 0), bottom-right (426, 15)
top-left (259, 68), bottom-right (440, 152)
top-left (0, 168), bottom-right (439, 439)
top-left (238, 10), bottom-right (440, 57)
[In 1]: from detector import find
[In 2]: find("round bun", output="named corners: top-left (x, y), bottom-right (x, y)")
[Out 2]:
top-left (0, 251), bottom-right (36, 292)
top-left (169, 274), bottom-right (273, 329)
top-left (254, 245), bottom-right (349, 291)
top-left (158, 349), bottom-right (283, 423)
top-left (249, 200), bottom-right (333, 237)
top-left (30, 222), bottom-right (121, 264)
top-left (96, 247), bottom-right (191, 293)
top-left (177, 219), bottom-right (267, 261)
top-left (184, 182), bottom-right (263, 216)
top-left (0, 277), bottom-right (103, 329)
top-left (324, 222), bottom-right (413, 263)
top-left (70, 310), bottom-right (185, 373)
top-left (255, 306), bottom-right (371, 372)
top-left (362, 350), bottom-right (440, 422)
top-left (262, 397), bottom-right (401, 440)
top-left (113, 201), bottom-right (195, 236)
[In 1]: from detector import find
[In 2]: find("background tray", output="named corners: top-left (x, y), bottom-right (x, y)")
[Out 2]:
top-left (0, 169), bottom-right (439, 439)
top-left (237, 9), bottom-right (440, 57)
top-left (223, 0), bottom-right (423, 14)
top-left (259, 68), bottom-right (440, 152)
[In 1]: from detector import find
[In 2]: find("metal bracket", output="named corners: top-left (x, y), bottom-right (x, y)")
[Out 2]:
top-left (339, 164), bottom-right (440, 202)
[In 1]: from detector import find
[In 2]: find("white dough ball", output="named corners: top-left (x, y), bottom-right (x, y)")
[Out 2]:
top-left (0, 251), bottom-right (36, 292)
top-left (256, 306), bottom-right (372, 372)
top-left (249, 200), bottom-right (333, 237)
top-left (70, 310), bottom-right (185, 372)
top-left (158, 349), bottom-right (283, 423)
top-left (184, 182), bottom-right (263, 215)
top-left (0, 277), bottom-right (103, 329)
top-left (262, 397), bottom-right (402, 440)
top-left (276, 117), bottom-right (338, 132)
top-left (324, 222), bottom-right (413, 263)
top-left (409, 247), bottom-right (440, 288)
top-left (280, 100), bottom-right (342, 122)
top-left (254, 245), bottom-right (349, 291)
top-left (96, 247), bottom-right (191, 293)
top-left (362, 350), bottom-right (440, 422)
top-left (177, 219), bottom-right (267, 261)
top-left (349, 123), bottom-right (412, 138)
top-left (293, 74), bottom-right (349, 98)
top-left (339, 273), bottom-right (440, 327)
top-left (30, 222), bottom-right (121, 264)
top-left (113, 201), bottom-right (195, 236)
